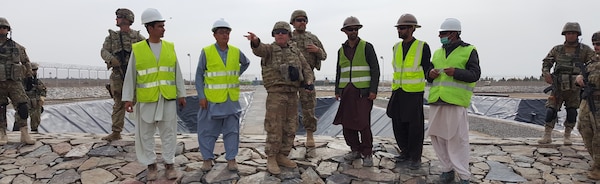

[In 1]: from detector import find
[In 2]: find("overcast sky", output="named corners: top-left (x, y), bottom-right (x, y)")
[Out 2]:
top-left (3, 0), bottom-right (600, 81)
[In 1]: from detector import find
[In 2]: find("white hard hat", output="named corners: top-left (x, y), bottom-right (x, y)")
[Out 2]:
top-left (439, 18), bottom-right (461, 32)
top-left (212, 18), bottom-right (231, 32)
top-left (141, 8), bottom-right (165, 24)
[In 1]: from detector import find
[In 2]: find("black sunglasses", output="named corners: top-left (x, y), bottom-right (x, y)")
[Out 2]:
top-left (272, 29), bottom-right (289, 35)
top-left (594, 42), bottom-right (600, 46)
top-left (0, 26), bottom-right (9, 30)
top-left (345, 27), bottom-right (359, 32)
top-left (397, 25), bottom-right (412, 30)
top-left (295, 18), bottom-right (307, 23)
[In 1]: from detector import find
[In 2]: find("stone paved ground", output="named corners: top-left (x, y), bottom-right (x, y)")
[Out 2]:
top-left (0, 132), bottom-right (595, 184)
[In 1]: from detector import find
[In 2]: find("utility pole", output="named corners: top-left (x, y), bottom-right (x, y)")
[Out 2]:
top-left (187, 53), bottom-right (192, 86)
top-left (380, 56), bottom-right (385, 82)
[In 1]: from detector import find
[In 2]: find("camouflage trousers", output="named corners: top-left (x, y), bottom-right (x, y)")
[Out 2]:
top-left (0, 80), bottom-right (29, 129)
top-left (299, 88), bottom-right (317, 132)
top-left (545, 89), bottom-right (579, 129)
top-left (578, 99), bottom-right (600, 170)
top-left (264, 92), bottom-right (298, 157)
top-left (110, 71), bottom-right (125, 133)
top-left (15, 98), bottom-right (42, 130)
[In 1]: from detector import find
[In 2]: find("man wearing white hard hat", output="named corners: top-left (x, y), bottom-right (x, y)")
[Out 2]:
top-left (195, 18), bottom-right (250, 172)
top-left (427, 18), bottom-right (481, 184)
top-left (122, 8), bottom-right (186, 181)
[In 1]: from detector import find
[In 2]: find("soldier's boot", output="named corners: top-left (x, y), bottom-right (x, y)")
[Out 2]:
top-left (588, 168), bottom-right (600, 180)
top-left (146, 163), bottom-right (158, 181)
top-left (305, 131), bottom-right (315, 147)
top-left (101, 131), bottom-right (122, 141)
top-left (537, 126), bottom-right (553, 144)
top-left (267, 156), bottom-right (281, 174)
top-left (276, 154), bottom-right (297, 168)
top-left (0, 128), bottom-right (7, 145)
top-left (164, 163), bottom-right (178, 180)
top-left (20, 127), bottom-right (35, 145)
top-left (563, 127), bottom-right (573, 146)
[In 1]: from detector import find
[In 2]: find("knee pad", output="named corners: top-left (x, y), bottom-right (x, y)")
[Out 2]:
top-left (544, 107), bottom-right (557, 122)
top-left (0, 104), bottom-right (5, 122)
top-left (17, 102), bottom-right (28, 119)
top-left (566, 108), bottom-right (578, 123)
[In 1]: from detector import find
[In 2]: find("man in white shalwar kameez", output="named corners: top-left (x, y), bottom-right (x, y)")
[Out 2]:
top-left (426, 18), bottom-right (480, 184)
top-left (122, 8), bottom-right (186, 181)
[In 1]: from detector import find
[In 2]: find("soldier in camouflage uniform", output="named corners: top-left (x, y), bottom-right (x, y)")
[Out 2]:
top-left (245, 21), bottom-right (315, 175)
top-left (15, 63), bottom-right (46, 132)
top-left (539, 22), bottom-right (595, 145)
top-left (100, 8), bottom-right (145, 141)
top-left (289, 10), bottom-right (327, 147)
top-left (575, 31), bottom-right (600, 180)
top-left (0, 17), bottom-right (35, 145)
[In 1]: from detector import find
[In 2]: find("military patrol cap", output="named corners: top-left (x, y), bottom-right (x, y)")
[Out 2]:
top-left (116, 8), bottom-right (135, 24)
top-left (290, 10), bottom-right (308, 24)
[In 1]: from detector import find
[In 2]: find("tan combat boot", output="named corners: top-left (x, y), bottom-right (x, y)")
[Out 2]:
top-left (276, 154), bottom-right (297, 168)
top-left (305, 131), bottom-right (315, 147)
top-left (563, 127), bottom-right (573, 145)
top-left (146, 163), bottom-right (158, 181)
top-left (20, 127), bottom-right (35, 144)
top-left (101, 131), bottom-right (122, 141)
top-left (267, 156), bottom-right (281, 174)
top-left (537, 126), bottom-right (553, 144)
top-left (588, 167), bottom-right (600, 180)
top-left (201, 159), bottom-right (213, 172)
top-left (165, 163), bottom-right (178, 180)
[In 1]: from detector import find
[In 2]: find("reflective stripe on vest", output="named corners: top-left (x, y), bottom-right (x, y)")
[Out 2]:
top-left (338, 40), bottom-right (370, 88)
top-left (203, 45), bottom-right (241, 103)
top-left (391, 40), bottom-right (426, 92)
top-left (428, 45), bottom-right (476, 107)
top-left (132, 40), bottom-right (178, 102)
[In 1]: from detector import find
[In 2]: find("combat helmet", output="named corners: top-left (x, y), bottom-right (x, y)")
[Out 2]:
top-left (116, 8), bottom-right (135, 24)
top-left (592, 31), bottom-right (600, 43)
top-left (290, 10), bottom-right (308, 24)
top-left (272, 21), bottom-right (291, 37)
top-left (31, 63), bottom-right (39, 70)
top-left (0, 17), bottom-right (11, 31)
top-left (395, 13), bottom-right (421, 28)
top-left (341, 16), bottom-right (362, 31)
top-left (562, 22), bottom-right (581, 36)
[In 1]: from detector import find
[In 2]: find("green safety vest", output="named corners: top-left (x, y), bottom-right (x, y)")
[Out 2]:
top-left (132, 40), bottom-right (177, 102)
top-left (428, 45), bottom-right (476, 107)
top-left (391, 40), bottom-right (425, 92)
top-left (338, 40), bottom-right (370, 88)
top-left (203, 45), bottom-right (241, 103)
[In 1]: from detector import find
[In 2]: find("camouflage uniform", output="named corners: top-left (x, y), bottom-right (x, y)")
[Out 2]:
top-left (100, 13), bottom-right (145, 138)
top-left (542, 43), bottom-right (595, 126)
top-left (0, 17), bottom-right (34, 145)
top-left (578, 54), bottom-right (600, 177)
top-left (291, 28), bottom-right (327, 135)
top-left (14, 63), bottom-right (46, 131)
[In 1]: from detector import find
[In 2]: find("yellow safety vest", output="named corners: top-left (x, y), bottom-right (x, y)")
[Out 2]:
top-left (428, 45), bottom-right (476, 107)
top-left (203, 45), bottom-right (241, 103)
top-left (338, 40), bottom-right (370, 88)
top-left (392, 40), bottom-right (426, 92)
top-left (132, 40), bottom-right (178, 102)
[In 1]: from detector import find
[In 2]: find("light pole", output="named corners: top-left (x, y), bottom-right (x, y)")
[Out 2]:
top-left (380, 56), bottom-right (385, 82)
top-left (187, 53), bottom-right (192, 86)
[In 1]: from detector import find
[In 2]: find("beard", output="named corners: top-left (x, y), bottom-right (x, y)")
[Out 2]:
top-left (0, 33), bottom-right (7, 39)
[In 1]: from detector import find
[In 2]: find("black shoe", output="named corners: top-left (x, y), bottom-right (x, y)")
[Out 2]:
top-left (394, 154), bottom-right (409, 162)
top-left (407, 160), bottom-right (421, 170)
top-left (439, 170), bottom-right (455, 183)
